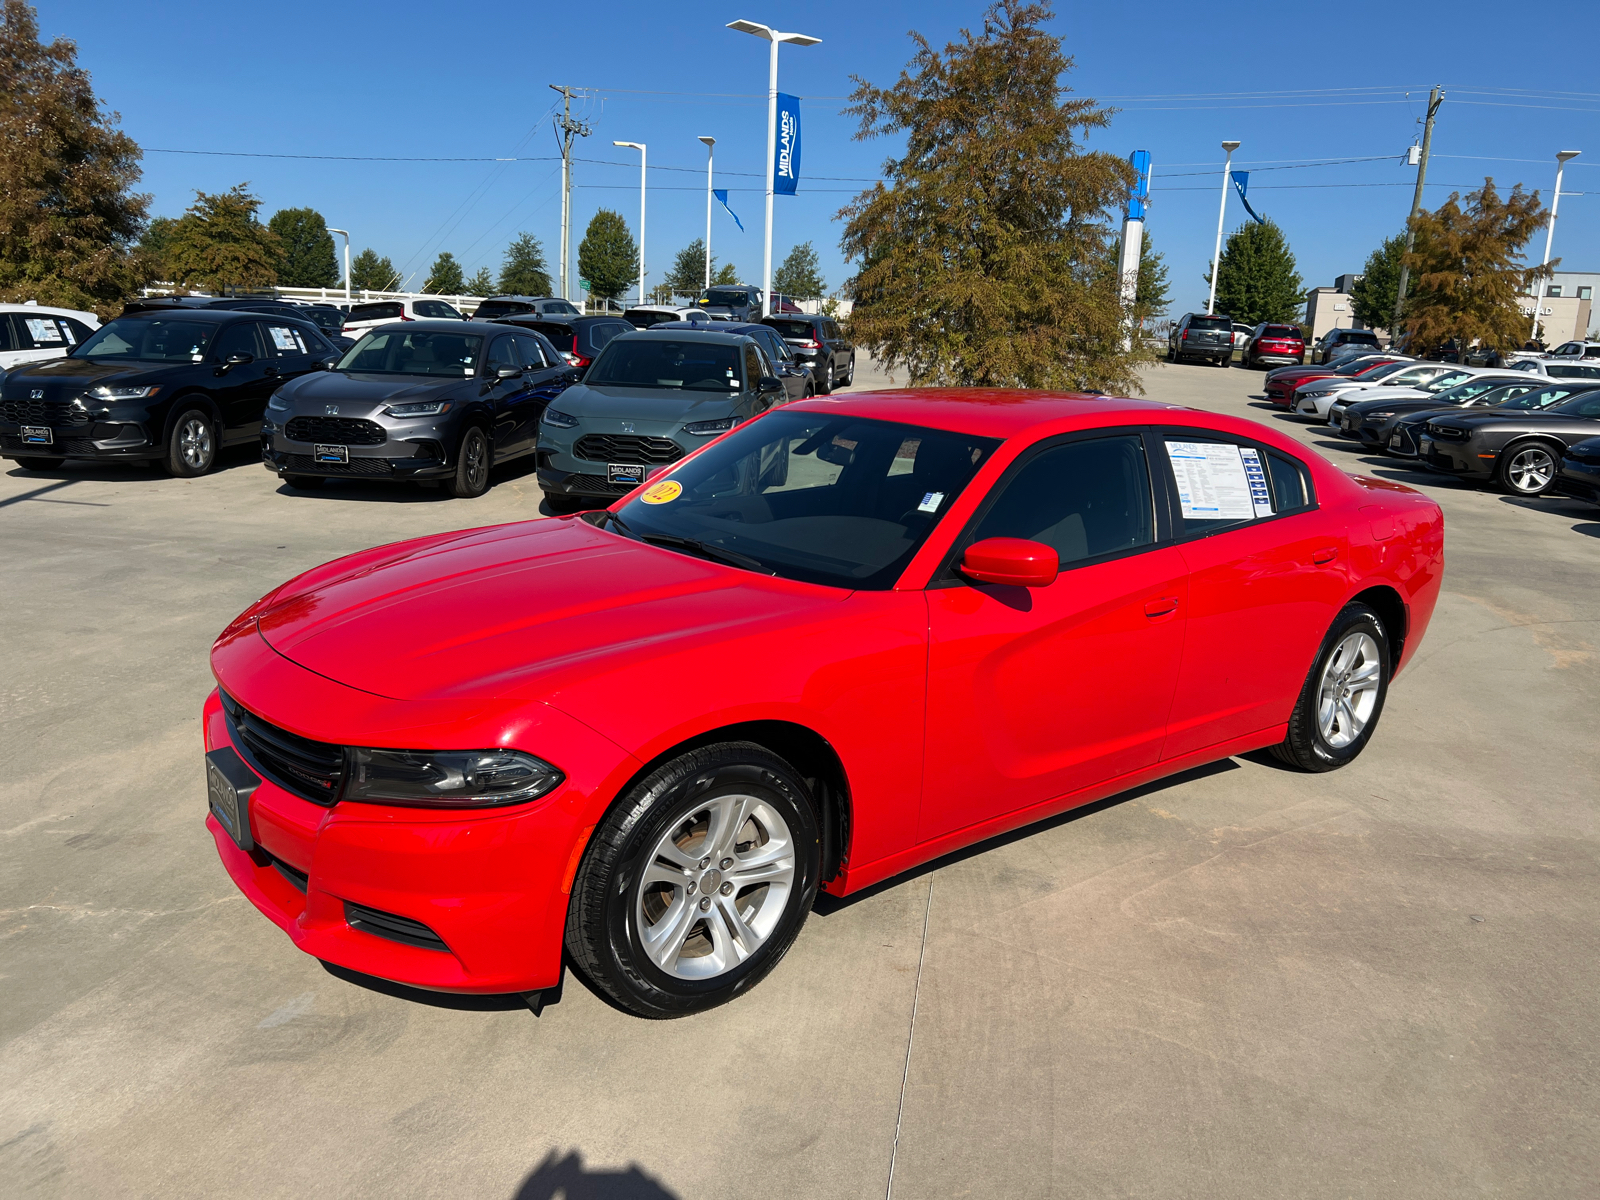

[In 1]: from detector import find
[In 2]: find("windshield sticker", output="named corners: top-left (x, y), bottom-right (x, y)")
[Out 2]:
top-left (268, 326), bottom-right (300, 352)
top-left (640, 479), bottom-right (682, 505)
top-left (25, 318), bottom-right (65, 343)
top-left (918, 491), bottom-right (945, 513)
top-left (1165, 441), bottom-right (1255, 520)
top-left (1237, 446), bottom-right (1274, 517)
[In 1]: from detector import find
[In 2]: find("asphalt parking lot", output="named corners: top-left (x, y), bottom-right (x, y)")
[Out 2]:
top-left (3, 358), bottom-right (1597, 1199)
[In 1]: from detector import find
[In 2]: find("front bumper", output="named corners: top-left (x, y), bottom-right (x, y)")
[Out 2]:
top-left (537, 421), bottom-right (691, 498)
top-left (1, 418), bottom-right (155, 460)
top-left (1553, 455), bottom-right (1600, 504)
top-left (1416, 434), bottom-right (1493, 479)
top-left (262, 414), bottom-right (453, 480)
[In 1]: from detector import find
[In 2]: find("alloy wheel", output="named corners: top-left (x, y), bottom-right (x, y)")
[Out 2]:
top-left (464, 431), bottom-right (487, 489)
top-left (1316, 631), bottom-right (1382, 749)
top-left (1505, 445), bottom-right (1556, 494)
top-left (179, 416), bottom-right (212, 470)
top-left (634, 792), bottom-right (796, 980)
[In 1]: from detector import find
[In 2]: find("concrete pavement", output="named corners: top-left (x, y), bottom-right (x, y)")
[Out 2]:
top-left (1, 359), bottom-right (1596, 1197)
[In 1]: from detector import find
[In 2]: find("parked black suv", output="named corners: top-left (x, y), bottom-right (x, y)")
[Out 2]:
top-left (2, 309), bottom-right (336, 475)
top-left (1314, 328), bottom-right (1381, 363)
top-left (472, 296), bottom-right (583, 321)
top-left (761, 314), bottom-right (855, 392)
top-left (489, 315), bottom-right (633, 368)
top-left (696, 285), bottom-right (764, 322)
top-left (1167, 313), bottom-right (1235, 367)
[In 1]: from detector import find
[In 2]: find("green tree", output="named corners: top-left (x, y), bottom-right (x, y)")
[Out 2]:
top-left (165, 184), bottom-right (281, 293)
top-left (1133, 229), bottom-right (1169, 327)
top-left (577, 209), bottom-right (637, 301)
top-left (712, 261), bottom-right (739, 287)
top-left (665, 238), bottom-right (710, 299)
top-left (1350, 231), bottom-right (1406, 333)
top-left (267, 207), bottom-right (338, 288)
top-left (423, 251), bottom-right (464, 294)
top-left (1208, 219), bottom-right (1303, 326)
top-left (773, 241), bottom-right (825, 301)
top-left (840, 1), bottom-right (1138, 391)
top-left (0, 0), bottom-right (150, 315)
top-left (498, 232), bottom-right (552, 296)
top-left (464, 266), bottom-right (494, 296)
top-left (137, 215), bottom-right (178, 283)
top-left (1402, 180), bottom-right (1548, 357)
top-left (349, 247), bottom-right (398, 292)
top-left (646, 281), bottom-right (676, 304)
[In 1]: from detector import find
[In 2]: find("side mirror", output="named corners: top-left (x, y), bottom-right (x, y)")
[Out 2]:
top-left (495, 365), bottom-right (523, 380)
top-left (318, 353), bottom-right (340, 370)
top-left (216, 352), bottom-right (253, 373)
top-left (758, 375), bottom-right (784, 393)
top-left (960, 537), bottom-right (1058, 588)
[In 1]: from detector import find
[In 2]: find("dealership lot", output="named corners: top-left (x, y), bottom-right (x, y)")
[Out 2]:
top-left (2, 361), bottom-right (1596, 1198)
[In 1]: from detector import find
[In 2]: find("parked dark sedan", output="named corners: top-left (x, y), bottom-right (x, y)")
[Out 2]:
top-left (1552, 435), bottom-right (1600, 507)
top-left (1333, 375), bottom-right (1536, 451)
top-left (761, 313), bottom-right (855, 392)
top-left (1417, 383), bottom-right (1600, 496)
top-left (1385, 383), bottom-right (1574, 459)
top-left (2, 309), bottom-right (336, 475)
top-left (489, 315), bottom-right (633, 369)
top-left (261, 321), bottom-right (579, 498)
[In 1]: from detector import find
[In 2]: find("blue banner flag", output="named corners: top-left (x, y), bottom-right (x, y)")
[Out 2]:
top-left (774, 93), bottom-right (801, 196)
top-left (712, 189), bottom-right (745, 232)
top-left (1231, 171), bottom-right (1265, 225)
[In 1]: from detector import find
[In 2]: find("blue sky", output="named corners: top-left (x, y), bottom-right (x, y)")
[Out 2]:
top-left (38, 0), bottom-right (1599, 313)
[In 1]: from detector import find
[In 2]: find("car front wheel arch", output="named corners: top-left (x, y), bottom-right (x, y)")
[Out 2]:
top-left (158, 393), bottom-right (222, 446)
top-left (1496, 437), bottom-right (1564, 495)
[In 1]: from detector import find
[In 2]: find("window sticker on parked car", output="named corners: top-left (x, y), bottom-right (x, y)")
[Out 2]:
top-left (1237, 447), bottom-right (1274, 517)
top-left (268, 326), bottom-right (303, 353)
top-left (918, 491), bottom-right (945, 513)
top-left (25, 318), bottom-right (65, 343)
top-left (1165, 440), bottom-right (1255, 520)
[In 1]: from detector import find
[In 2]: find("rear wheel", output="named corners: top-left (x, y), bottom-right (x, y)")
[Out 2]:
top-left (840, 361), bottom-right (854, 387)
top-left (1497, 441), bottom-right (1559, 497)
top-left (815, 362), bottom-right (834, 395)
top-left (565, 742), bottom-right (821, 1018)
top-left (449, 425), bottom-right (490, 498)
top-left (1271, 604), bottom-right (1389, 772)
top-left (13, 456), bottom-right (64, 471)
top-left (164, 407), bottom-right (217, 477)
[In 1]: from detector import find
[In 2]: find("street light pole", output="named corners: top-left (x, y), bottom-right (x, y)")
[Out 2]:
top-left (1392, 86), bottom-right (1444, 341)
top-left (328, 228), bottom-right (350, 301)
top-left (1207, 141), bottom-right (1239, 315)
top-left (614, 141), bottom-right (647, 306)
top-left (727, 20), bottom-right (821, 318)
top-left (1531, 149), bottom-right (1581, 345)
top-left (699, 136), bottom-right (715, 294)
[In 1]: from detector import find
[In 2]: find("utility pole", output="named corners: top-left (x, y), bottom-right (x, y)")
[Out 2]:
top-left (1207, 141), bottom-right (1239, 315)
top-left (549, 85), bottom-right (592, 305)
top-left (1391, 86), bottom-right (1443, 341)
top-left (1531, 150), bottom-right (1581, 345)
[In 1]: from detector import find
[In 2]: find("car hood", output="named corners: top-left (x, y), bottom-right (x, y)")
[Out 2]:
top-left (249, 516), bottom-right (844, 704)
top-left (278, 370), bottom-right (466, 407)
top-left (1426, 409), bottom-right (1569, 430)
top-left (556, 382), bottom-right (741, 422)
top-left (1, 356), bottom-right (193, 399)
top-left (1341, 388), bottom-right (1431, 408)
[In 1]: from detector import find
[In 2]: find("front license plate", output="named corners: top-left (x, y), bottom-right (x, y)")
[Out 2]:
top-left (21, 426), bottom-right (52, 445)
top-left (1389, 434), bottom-right (1402, 449)
top-left (314, 444), bottom-right (349, 464)
top-left (607, 463), bottom-right (645, 485)
top-left (205, 746), bottom-right (260, 852)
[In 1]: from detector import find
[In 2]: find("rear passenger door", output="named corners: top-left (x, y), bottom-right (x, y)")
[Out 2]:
top-left (482, 334), bottom-right (530, 453)
top-left (207, 321), bottom-right (275, 437)
top-left (509, 333), bottom-right (569, 445)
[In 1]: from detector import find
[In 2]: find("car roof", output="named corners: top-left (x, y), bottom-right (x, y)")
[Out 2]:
top-left (0, 303), bottom-right (98, 320)
top-left (113, 307), bottom-right (280, 324)
top-left (623, 327), bottom-right (751, 343)
top-left (482, 295), bottom-right (564, 302)
top-left (355, 319), bottom-right (491, 335)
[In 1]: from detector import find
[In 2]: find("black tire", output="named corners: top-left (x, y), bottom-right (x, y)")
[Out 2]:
top-left (565, 741), bottom-right (822, 1019)
top-left (1271, 603), bottom-right (1390, 772)
top-left (1496, 440), bottom-right (1560, 497)
top-left (13, 456), bottom-right (63, 471)
top-left (281, 474), bottom-right (324, 489)
top-left (1217, 354), bottom-right (1231, 367)
top-left (841, 361), bottom-right (855, 387)
top-left (449, 424), bottom-right (491, 499)
top-left (164, 406), bottom-right (217, 477)
top-left (815, 361), bottom-right (834, 395)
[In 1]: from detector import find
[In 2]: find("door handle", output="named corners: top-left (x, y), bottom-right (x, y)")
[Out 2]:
top-left (1312, 547), bottom-right (1338, 565)
top-left (1143, 597), bottom-right (1180, 619)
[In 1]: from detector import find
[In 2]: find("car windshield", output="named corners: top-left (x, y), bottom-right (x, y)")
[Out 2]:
top-left (587, 338), bottom-right (743, 391)
top-left (1356, 361), bottom-right (1413, 381)
top-left (702, 289), bottom-right (752, 307)
top-left (1186, 316), bottom-right (1231, 332)
top-left (1473, 384), bottom-right (1534, 405)
top-left (1435, 379), bottom-right (1524, 404)
top-left (609, 411), bottom-right (999, 589)
top-left (1548, 363), bottom-right (1600, 379)
top-left (73, 318), bottom-right (215, 362)
top-left (1546, 390), bottom-right (1600, 417)
top-left (1421, 371), bottom-right (1473, 392)
top-left (1499, 384), bottom-right (1590, 410)
top-left (1333, 357), bottom-right (1389, 375)
top-left (336, 329), bottom-right (483, 376)
top-left (534, 325), bottom-right (576, 352)
top-left (348, 302), bottom-right (403, 322)
top-left (1262, 326), bottom-right (1300, 338)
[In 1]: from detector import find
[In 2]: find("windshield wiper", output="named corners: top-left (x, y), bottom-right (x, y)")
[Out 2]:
top-left (596, 511), bottom-right (771, 573)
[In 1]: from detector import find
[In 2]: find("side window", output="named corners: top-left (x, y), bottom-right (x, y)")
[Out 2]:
top-left (63, 318), bottom-right (96, 344)
top-left (210, 322), bottom-right (262, 362)
top-left (0, 315), bottom-right (17, 352)
top-left (970, 435), bottom-right (1154, 568)
top-left (262, 324), bottom-right (311, 358)
top-left (1266, 451), bottom-right (1314, 513)
top-left (18, 314), bottom-right (70, 349)
top-left (1163, 438), bottom-right (1285, 535)
top-left (511, 334), bottom-right (546, 368)
top-left (484, 335), bottom-right (517, 374)
top-left (743, 343), bottom-right (764, 383)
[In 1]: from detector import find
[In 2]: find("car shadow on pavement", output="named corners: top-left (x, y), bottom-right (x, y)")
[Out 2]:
top-left (812, 758), bottom-right (1241, 916)
top-left (318, 961), bottom-right (529, 1010)
top-left (1497, 494), bottom-right (1599, 521)
top-left (513, 1149), bottom-right (680, 1200)
top-left (1574, 523), bottom-right (1600, 538)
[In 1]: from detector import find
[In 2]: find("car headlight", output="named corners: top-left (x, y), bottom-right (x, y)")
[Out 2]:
top-left (267, 394), bottom-right (290, 411)
top-left (383, 400), bottom-right (451, 417)
top-left (543, 408), bottom-right (579, 428)
top-left (344, 747), bottom-right (564, 808)
top-left (1368, 411), bottom-right (1396, 419)
top-left (683, 417), bottom-right (741, 436)
top-left (87, 385), bottom-right (159, 401)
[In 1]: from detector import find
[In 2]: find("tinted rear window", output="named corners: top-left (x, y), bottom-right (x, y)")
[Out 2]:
top-left (1262, 326), bottom-right (1301, 338)
top-left (535, 324), bottom-right (576, 351)
top-left (1339, 331), bottom-right (1380, 344)
top-left (1186, 316), bottom-right (1231, 331)
top-left (764, 319), bottom-right (816, 339)
top-left (475, 300), bottom-right (535, 320)
top-left (349, 302), bottom-right (404, 321)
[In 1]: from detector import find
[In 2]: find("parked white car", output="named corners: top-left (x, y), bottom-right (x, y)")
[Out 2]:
top-left (0, 303), bottom-right (101, 373)
top-left (339, 298), bottom-right (465, 340)
top-left (1293, 362), bottom-right (1473, 418)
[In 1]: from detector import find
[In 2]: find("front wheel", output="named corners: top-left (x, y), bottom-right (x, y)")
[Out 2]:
top-left (165, 407), bottom-right (217, 477)
top-left (448, 425), bottom-right (491, 498)
top-left (1271, 604), bottom-right (1389, 772)
top-left (1497, 442), bottom-right (1559, 497)
top-left (565, 742), bottom-right (821, 1018)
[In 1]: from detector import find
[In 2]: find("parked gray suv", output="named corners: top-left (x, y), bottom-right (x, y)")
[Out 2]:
top-left (536, 329), bottom-right (788, 512)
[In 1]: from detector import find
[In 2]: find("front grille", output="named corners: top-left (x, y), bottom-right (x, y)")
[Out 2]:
top-left (564, 473), bottom-right (634, 496)
top-left (574, 434), bottom-right (683, 465)
top-left (286, 453), bottom-right (392, 476)
top-left (344, 902), bottom-right (449, 952)
top-left (0, 398), bottom-right (90, 427)
top-left (1390, 429), bottom-right (1416, 454)
top-left (220, 688), bottom-right (344, 805)
top-left (285, 416), bottom-right (386, 445)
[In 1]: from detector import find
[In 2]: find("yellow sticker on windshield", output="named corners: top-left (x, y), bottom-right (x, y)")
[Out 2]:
top-left (640, 479), bottom-right (682, 505)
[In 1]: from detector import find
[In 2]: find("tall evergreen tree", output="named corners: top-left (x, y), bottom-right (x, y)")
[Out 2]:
top-left (1402, 180), bottom-right (1548, 357)
top-left (712, 261), bottom-right (740, 287)
top-left (0, 0), bottom-right (149, 315)
top-left (464, 266), bottom-right (494, 296)
top-left (1133, 229), bottom-right (1170, 328)
top-left (498, 232), bottom-right (552, 296)
top-left (137, 216), bottom-right (178, 283)
top-left (1210, 219), bottom-right (1304, 326)
top-left (165, 184), bottom-right (281, 293)
top-left (773, 241), bottom-right (825, 300)
top-left (267, 207), bottom-right (338, 288)
top-left (1350, 231), bottom-right (1406, 333)
top-left (423, 251), bottom-right (464, 294)
top-left (840, 1), bottom-right (1138, 391)
top-left (348, 247), bottom-right (398, 292)
top-left (577, 209), bottom-right (637, 301)
top-left (665, 238), bottom-right (710, 299)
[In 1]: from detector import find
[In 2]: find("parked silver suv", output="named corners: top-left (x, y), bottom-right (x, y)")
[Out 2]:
top-left (536, 329), bottom-right (788, 513)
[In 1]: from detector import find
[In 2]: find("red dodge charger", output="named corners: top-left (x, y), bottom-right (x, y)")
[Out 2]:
top-left (204, 390), bottom-right (1443, 1017)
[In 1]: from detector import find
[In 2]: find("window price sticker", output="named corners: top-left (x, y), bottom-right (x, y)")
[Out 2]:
top-left (1165, 441), bottom-right (1255, 520)
top-left (1237, 446), bottom-right (1274, 517)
